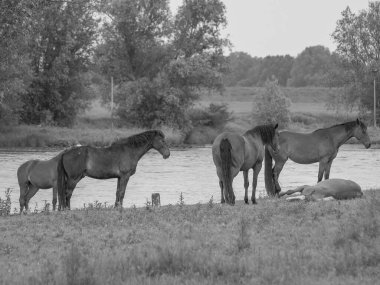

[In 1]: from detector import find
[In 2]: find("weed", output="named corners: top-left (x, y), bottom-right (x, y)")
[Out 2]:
top-left (208, 195), bottom-right (214, 209)
top-left (0, 188), bottom-right (12, 216)
top-left (145, 199), bottom-right (153, 212)
top-left (178, 192), bottom-right (185, 207)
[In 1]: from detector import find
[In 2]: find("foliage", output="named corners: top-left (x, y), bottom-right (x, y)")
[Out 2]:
top-left (332, 2), bottom-right (380, 119)
top-left (288, 45), bottom-right (335, 87)
top-left (224, 52), bottom-right (294, 86)
top-left (253, 79), bottom-right (291, 125)
top-left (0, 0), bottom-right (33, 125)
top-left (96, 0), bottom-right (229, 128)
top-left (116, 77), bottom-right (190, 129)
top-left (188, 103), bottom-right (231, 128)
top-left (19, 1), bottom-right (99, 126)
top-left (0, 188), bottom-right (12, 216)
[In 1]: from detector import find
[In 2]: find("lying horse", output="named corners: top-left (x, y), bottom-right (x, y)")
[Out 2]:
top-left (57, 130), bottom-right (170, 209)
top-left (279, 179), bottom-right (363, 201)
top-left (212, 124), bottom-right (280, 205)
top-left (17, 148), bottom-right (80, 213)
top-left (265, 119), bottom-right (371, 195)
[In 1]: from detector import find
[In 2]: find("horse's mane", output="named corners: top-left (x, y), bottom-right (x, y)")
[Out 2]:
top-left (245, 124), bottom-right (276, 144)
top-left (314, 120), bottom-right (367, 133)
top-left (111, 130), bottom-right (165, 148)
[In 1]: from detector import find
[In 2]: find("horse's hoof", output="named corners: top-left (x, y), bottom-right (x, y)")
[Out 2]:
top-left (251, 200), bottom-right (257, 205)
top-left (244, 199), bottom-right (249, 204)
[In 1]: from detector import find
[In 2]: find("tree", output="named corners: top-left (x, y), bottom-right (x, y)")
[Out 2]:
top-left (20, 0), bottom-right (99, 126)
top-left (0, 0), bottom-right (33, 124)
top-left (223, 52), bottom-right (256, 86)
top-left (332, 2), bottom-right (380, 118)
top-left (288, 45), bottom-right (334, 87)
top-left (253, 79), bottom-right (291, 126)
top-left (96, 0), bottom-right (230, 128)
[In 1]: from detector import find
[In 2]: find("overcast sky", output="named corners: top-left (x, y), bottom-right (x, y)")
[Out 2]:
top-left (169, 0), bottom-right (369, 57)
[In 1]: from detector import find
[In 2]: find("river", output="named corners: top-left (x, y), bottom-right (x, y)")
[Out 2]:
top-left (0, 145), bottom-right (379, 212)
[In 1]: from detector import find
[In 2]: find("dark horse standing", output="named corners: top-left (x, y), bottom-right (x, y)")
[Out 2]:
top-left (57, 130), bottom-right (170, 209)
top-left (212, 124), bottom-right (280, 205)
top-left (265, 119), bottom-right (371, 195)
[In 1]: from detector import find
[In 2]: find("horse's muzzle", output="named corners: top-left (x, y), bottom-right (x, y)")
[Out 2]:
top-left (163, 153), bottom-right (170, 159)
top-left (366, 143), bottom-right (371, 149)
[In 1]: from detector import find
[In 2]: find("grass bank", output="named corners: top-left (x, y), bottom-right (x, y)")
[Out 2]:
top-left (0, 124), bottom-right (185, 148)
top-left (1, 86), bottom-right (380, 147)
top-left (0, 190), bottom-right (379, 284)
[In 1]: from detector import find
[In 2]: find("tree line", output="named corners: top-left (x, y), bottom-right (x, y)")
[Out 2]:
top-left (1, 1), bottom-right (379, 127)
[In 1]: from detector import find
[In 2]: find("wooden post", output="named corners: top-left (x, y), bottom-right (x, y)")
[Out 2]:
top-left (151, 193), bottom-right (161, 207)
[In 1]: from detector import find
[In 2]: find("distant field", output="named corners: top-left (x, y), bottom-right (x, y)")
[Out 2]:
top-left (197, 86), bottom-right (343, 116)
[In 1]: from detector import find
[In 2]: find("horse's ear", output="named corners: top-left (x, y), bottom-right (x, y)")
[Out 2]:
top-left (274, 123), bottom-right (278, 129)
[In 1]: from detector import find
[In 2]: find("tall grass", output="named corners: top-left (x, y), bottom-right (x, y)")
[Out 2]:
top-left (0, 190), bottom-right (379, 284)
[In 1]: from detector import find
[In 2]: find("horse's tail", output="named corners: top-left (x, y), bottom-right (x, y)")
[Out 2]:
top-left (264, 146), bottom-right (276, 196)
top-left (220, 138), bottom-right (233, 201)
top-left (57, 152), bottom-right (67, 209)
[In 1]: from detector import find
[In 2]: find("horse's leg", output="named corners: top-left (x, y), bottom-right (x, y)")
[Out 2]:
top-left (273, 160), bottom-right (286, 194)
top-left (115, 175), bottom-right (130, 207)
top-left (52, 187), bottom-right (57, 211)
top-left (24, 184), bottom-right (39, 212)
top-left (219, 180), bottom-right (225, 204)
top-left (243, 170), bottom-right (249, 204)
top-left (317, 160), bottom-right (328, 182)
top-left (251, 161), bottom-right (262, 204)
top-left (324, 160), bottom-right (333, 180)
top-left (19, 183), bottom-right (28, 214)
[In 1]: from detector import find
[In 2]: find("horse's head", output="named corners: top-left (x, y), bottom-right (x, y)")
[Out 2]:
top-left (271, 123), bottom-right (280, 154)
top-left (152, 130), bottom-right (170, 159)
top-left (353, 118), bottom-right (371, 149)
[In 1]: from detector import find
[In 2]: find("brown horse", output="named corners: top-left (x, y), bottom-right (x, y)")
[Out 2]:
top-left (57, 130), bottom-right (170, 209)
top-left (17, 148), bottom-right (80, 213)
top-left (265, 119), bottom-right (371, 195)
top-left (212, 124), bottom-right (280, 205)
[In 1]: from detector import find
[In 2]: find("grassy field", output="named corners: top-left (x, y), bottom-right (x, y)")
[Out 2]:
top-left (0, 190), bottom-right (379, 285)
top-left (1, 86), bottom-right (380, 147)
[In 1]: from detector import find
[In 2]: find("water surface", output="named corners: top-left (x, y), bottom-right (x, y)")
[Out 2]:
top-left (0, 145), bottom-right (379, 211)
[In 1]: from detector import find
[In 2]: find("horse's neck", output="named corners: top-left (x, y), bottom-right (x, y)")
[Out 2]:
top-left (128, 143), bottom-right (153, 160)
top-left (329, 125), bottom-right (353, 148)
top-left (244, 132), bottom-right (264, 145)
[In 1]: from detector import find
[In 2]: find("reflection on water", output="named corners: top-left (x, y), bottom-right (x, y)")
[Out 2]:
top-left (0, 145), bottom-right (379, 211)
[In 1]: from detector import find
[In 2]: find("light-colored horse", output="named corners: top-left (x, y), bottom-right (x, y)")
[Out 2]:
top-left (279, 179), bottom-right (363, 201)
top-left (265, 119), bottom-right (371, 195)
top-left (212, 124), bottom-right (280, 205)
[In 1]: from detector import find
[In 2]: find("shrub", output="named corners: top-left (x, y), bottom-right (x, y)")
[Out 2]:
top-left (253, 79), bottom-right (291, 126)
top-left (0, 188), bottom-right (12, 216)
top-left (116, 78), bottom-right (190, 129)
top-left (188, 103), bottom-right (231, 129)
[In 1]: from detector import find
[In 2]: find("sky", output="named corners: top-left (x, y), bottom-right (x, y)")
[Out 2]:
top-left (169, 0), bottom-right (370, 57)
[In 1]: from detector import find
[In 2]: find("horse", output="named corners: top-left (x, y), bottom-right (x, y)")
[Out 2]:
top-left (279, 179), bottom-right (363, 202)
top-left (212, 124), bottom-right (280, 205)
top-left (57, 130), bottom-right (170, 209)
top-left (17, 148), bottom-right (80, 213)
top-left (265, 119), bottom-right (371, 195)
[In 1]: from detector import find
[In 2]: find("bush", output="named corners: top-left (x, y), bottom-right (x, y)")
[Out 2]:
top-left (116, 77), bottom-right (190, 129)
top-left (0, 188), bottom-right (12, 216)
top-left (253, 79), bottom-right (291, 126)
top-left (188, 103), bottom-right (231, 129)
